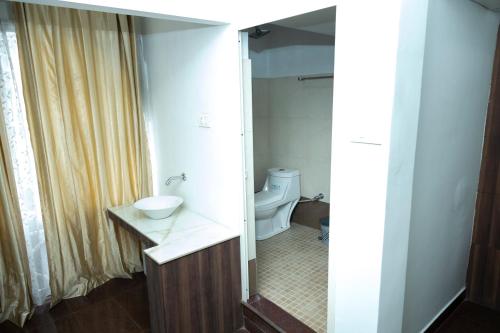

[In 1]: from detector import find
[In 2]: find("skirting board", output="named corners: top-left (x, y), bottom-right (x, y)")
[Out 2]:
top-left (420, 287), bottom-right (466, 332)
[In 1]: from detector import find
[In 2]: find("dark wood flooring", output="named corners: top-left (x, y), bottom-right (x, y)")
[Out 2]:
top-left (0, 273), bottom-right (149, 333)
top-left (431, 301), bottom-right (500, 332)
top-left (7, 278), bottom-right (500, 333)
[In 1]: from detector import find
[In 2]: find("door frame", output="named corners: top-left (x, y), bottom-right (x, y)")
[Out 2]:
top-left (238, 30), bottom-right (256, 302)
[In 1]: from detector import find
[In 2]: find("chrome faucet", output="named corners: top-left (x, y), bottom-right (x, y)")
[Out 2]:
top-left (165, 173), bottom-right (187, 186)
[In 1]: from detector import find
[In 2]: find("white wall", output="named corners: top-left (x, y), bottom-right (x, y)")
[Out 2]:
top-left (252, 77), bottom-right (333, 202)
top-left (328, 1), bottom-right (403, 331)
top-left (376, 0), bottom-right (429, 331)
top-left (402, 1), bottom-right (500, 332)
top-left (250, 45), bottom-right (334, 78)
top-left (139, 20), bottom-right (245, 231)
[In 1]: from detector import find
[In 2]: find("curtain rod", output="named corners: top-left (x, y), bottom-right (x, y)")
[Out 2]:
top-left (297, 74), bottom-right (334, 81)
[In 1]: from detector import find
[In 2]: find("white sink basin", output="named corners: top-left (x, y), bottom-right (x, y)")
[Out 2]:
top-left (133, 196), bottom-right (183, 219)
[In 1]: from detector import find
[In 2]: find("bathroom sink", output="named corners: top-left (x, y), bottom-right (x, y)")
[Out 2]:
top-left (133, 196), bottom-right (183, 219)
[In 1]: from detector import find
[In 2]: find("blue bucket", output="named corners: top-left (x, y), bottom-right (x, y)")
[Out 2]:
top-left (319, 217), bottom-right (329, 245)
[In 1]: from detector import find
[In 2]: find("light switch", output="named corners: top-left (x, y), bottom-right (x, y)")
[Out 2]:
top-left (198, 113), bottom-right (211, 128)
top-left (350, 136), bottom-right (382, 146)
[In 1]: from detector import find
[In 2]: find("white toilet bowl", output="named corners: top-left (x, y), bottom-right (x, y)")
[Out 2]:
top-left (254, 168), bottom-right (300, 240)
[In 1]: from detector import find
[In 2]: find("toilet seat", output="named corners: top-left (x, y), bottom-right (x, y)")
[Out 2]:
top-left (255, 191), bottom-right (283, 210)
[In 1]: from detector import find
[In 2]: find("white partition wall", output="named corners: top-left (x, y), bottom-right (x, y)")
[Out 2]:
top-left (402, 1), bottom-right (500, 332)
top-left (138, 19), bottom-right (245, 230)
top-left (138, 18), bottom-right (249, 298)
top-left (328, 1), bottom-right (403, 331)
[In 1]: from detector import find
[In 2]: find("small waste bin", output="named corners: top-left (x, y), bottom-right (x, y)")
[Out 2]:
top-left (319, 217), bottom-right (329, 245)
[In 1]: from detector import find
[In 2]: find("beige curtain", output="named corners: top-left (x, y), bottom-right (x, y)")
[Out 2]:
top-left (14, 3), bottom-right (152, 303)
top-left (0, 108), bottom-right (33, 326)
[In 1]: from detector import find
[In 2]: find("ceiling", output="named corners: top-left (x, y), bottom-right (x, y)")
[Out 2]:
top-left (245, 6), bottom-right (335, 53)
top-left (472, 0), bottom-right (500, 11)
top-left (272, 7), bottom-right (336, 36)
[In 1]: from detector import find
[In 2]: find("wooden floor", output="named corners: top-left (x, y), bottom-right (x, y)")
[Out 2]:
top-left (4, 274), bottom-right (500, 333)
top-left (0, 273), bottom-right (149, 333)
top-left (431, 301), bottom-right (500, 332)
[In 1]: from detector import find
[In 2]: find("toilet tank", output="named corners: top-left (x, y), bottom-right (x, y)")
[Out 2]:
top-left (264, 168), bottom-right (301, 202)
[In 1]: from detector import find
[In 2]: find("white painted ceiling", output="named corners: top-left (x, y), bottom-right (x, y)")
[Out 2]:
top-left (472, 0), bottom-right (500, 11)
top-left (272, 7), bottom-right (336, 36)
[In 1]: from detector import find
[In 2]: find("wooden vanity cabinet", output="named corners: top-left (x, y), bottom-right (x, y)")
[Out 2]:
top-left (145, 237), bottom-right (243, 333)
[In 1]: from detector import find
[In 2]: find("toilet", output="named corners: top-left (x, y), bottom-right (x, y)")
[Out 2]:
top-left (254, 168), bottom-right (300, 240)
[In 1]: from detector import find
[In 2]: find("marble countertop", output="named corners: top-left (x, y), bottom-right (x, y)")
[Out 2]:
top-left (108, 205), bottom-right (240, 265)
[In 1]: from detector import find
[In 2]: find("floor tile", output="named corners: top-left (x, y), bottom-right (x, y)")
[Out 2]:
top-left (256, 223), bottom-right (328, 333)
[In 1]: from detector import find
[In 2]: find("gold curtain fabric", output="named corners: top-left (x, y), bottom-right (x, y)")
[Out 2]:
top-left (14, 3), bottom-right (152, 303)
top-left (0, 108), bottom-right (33, 326)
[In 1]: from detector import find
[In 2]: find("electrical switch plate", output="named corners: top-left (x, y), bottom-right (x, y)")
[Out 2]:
top-left (198, 113), bottom-right (211, 128)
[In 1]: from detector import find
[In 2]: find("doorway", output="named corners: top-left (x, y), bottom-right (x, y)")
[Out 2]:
top-left (240, 7), bottom-right (335, 333)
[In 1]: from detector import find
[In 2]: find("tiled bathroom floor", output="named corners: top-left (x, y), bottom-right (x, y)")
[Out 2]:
top-left (256, 223), bottom-right (329, 333)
